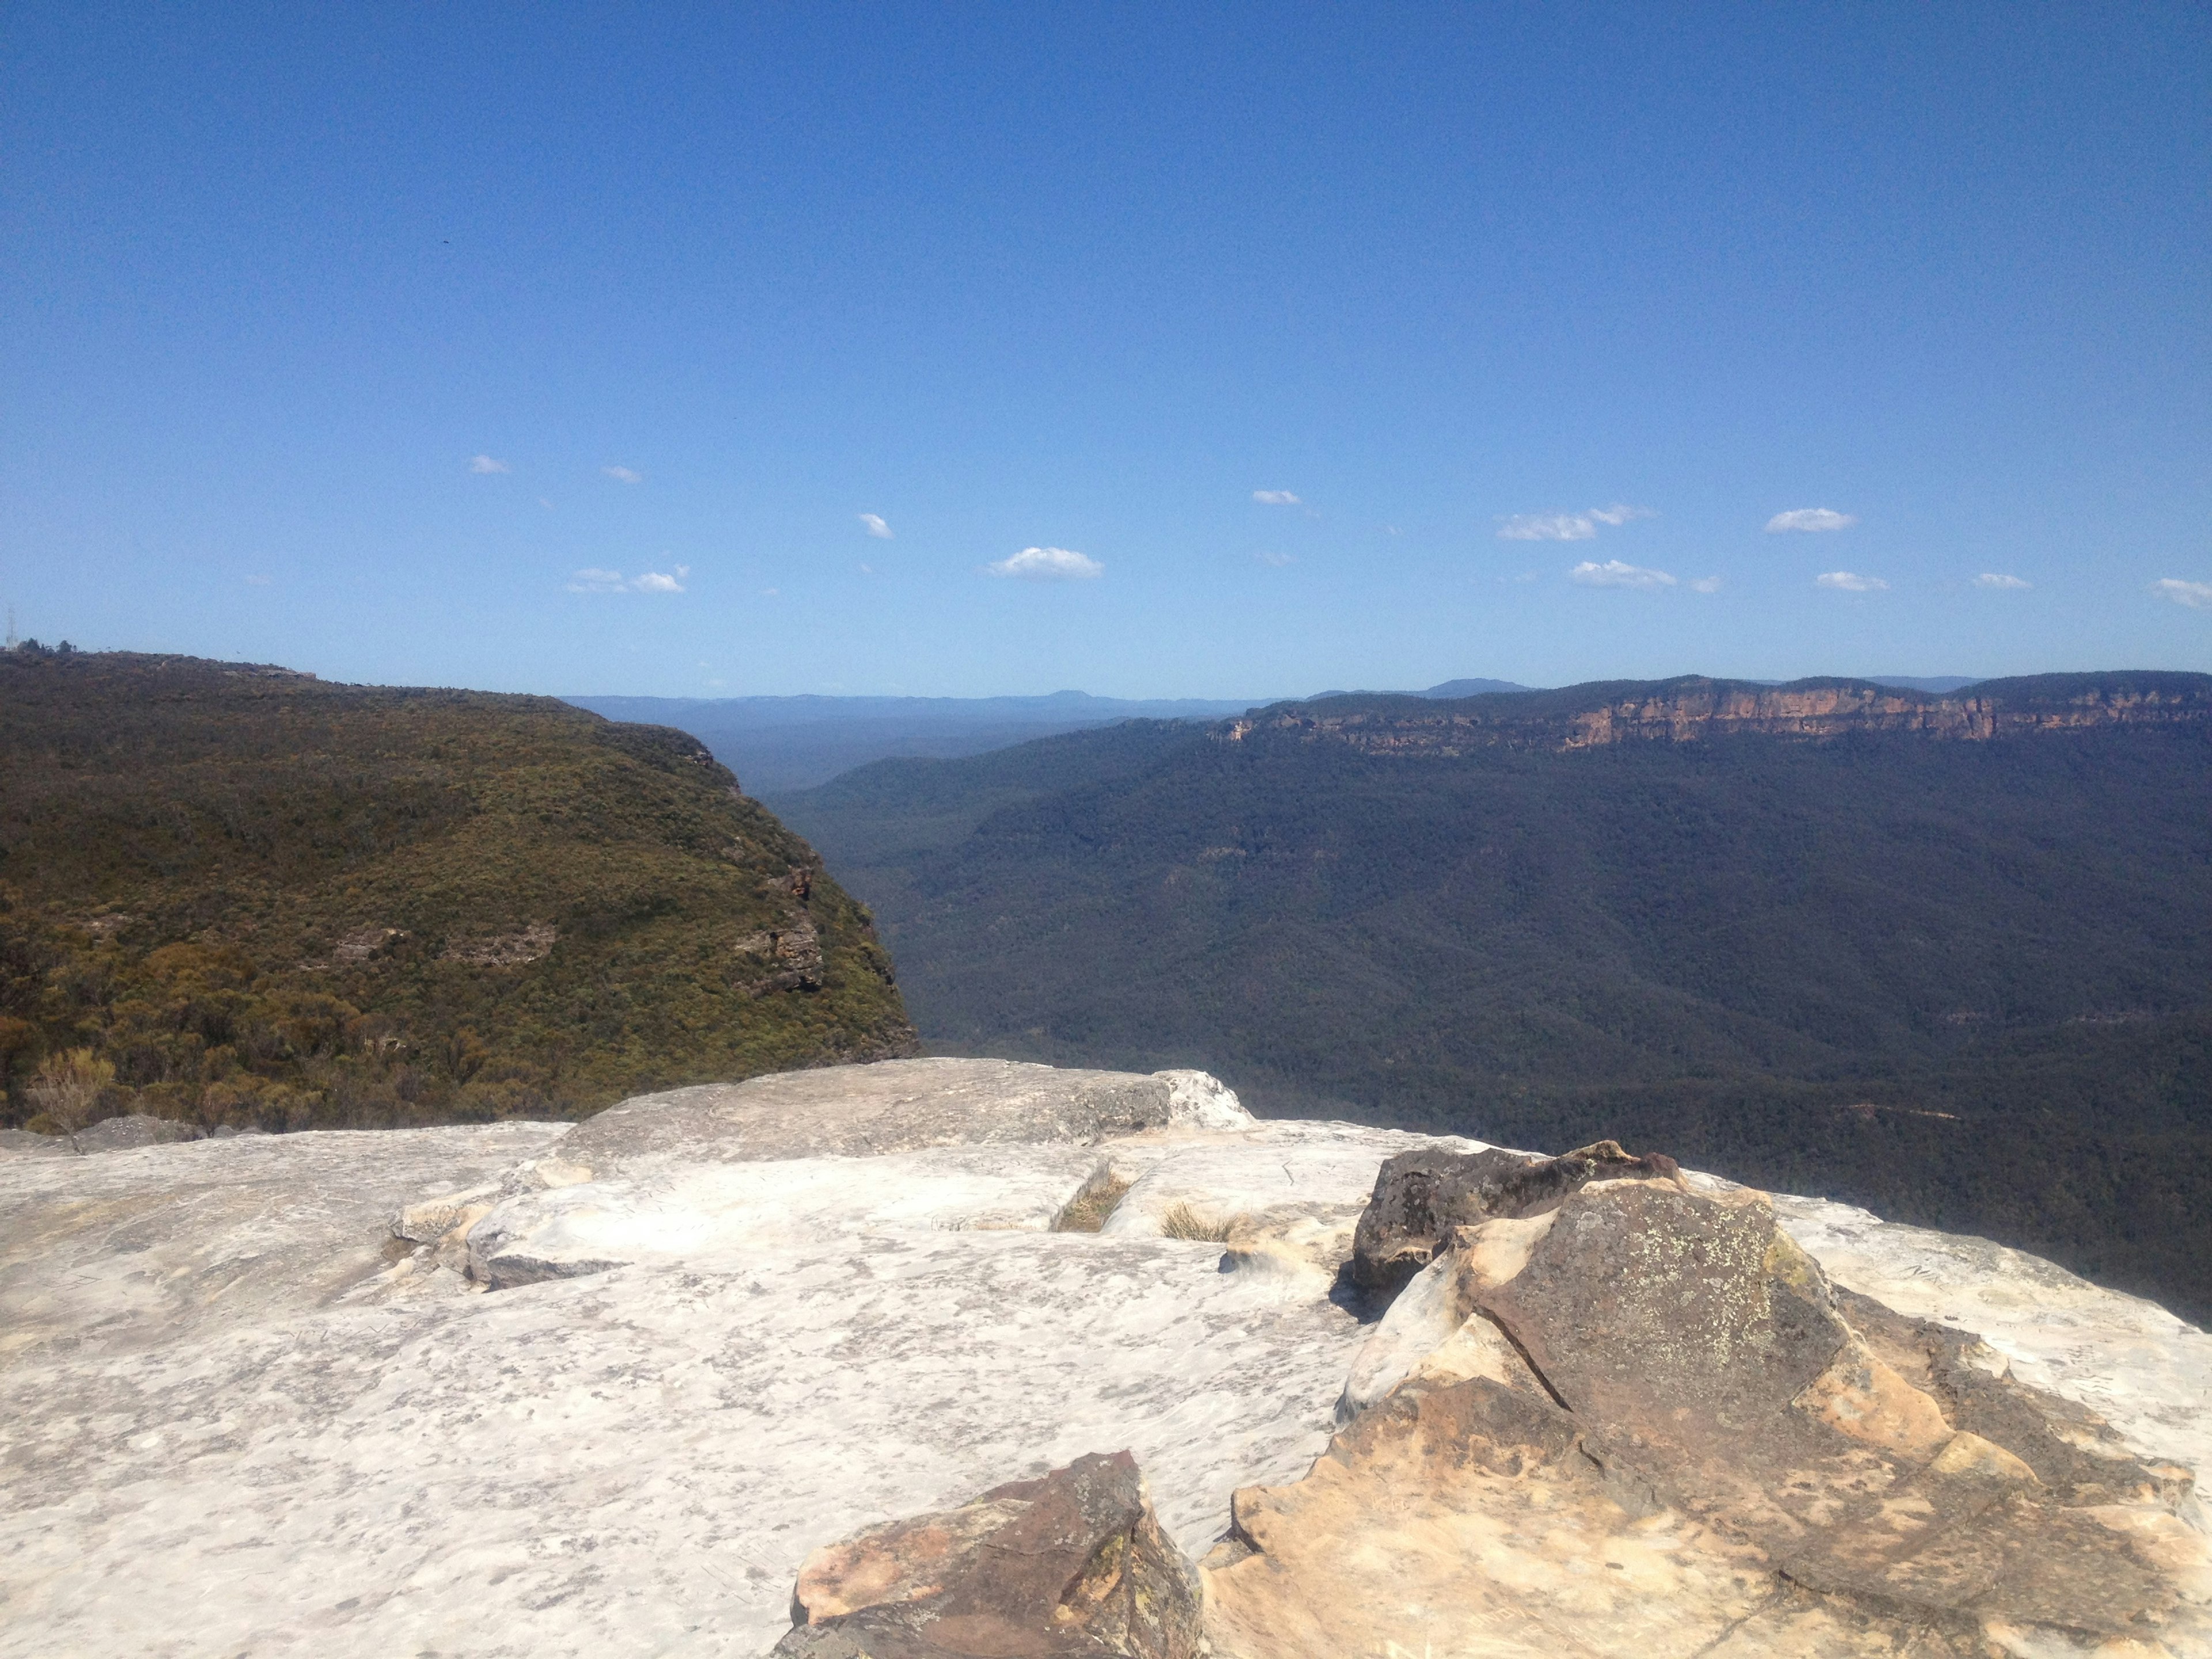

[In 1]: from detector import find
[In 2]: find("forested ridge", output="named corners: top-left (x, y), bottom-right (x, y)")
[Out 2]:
top-left (771, 674), bottom-right (2212, 1321)
top-left (0, 652), bottom-right (915, 1135)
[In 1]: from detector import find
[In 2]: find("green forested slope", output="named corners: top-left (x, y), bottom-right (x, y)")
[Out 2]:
top-left (0, 652), bottom-right (915, 1131)
top-left (772, 677), bottom-right (2212, 1320)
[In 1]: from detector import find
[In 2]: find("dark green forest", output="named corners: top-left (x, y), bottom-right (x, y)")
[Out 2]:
top-left (0, 652), bottom-right (915, 1134)
top-left (771, 677), bottom-right (2212, 1323)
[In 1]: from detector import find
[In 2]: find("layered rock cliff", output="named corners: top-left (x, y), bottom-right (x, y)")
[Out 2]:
top-left (2, 1059), bottom-right (2204, 1656)
top-left (1221, 671), bottom-right (2212, 755)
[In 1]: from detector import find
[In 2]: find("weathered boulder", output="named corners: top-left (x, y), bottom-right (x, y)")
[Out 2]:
top-left (550, 1058), bottom-right (1253, 1179)
top-left (1348, 1137), bottom-right (1677, 1294)
top-left (1211, 1171), bottom-right (2212, 1657)
top-left (775, 1451), bottom-right (1203, 1658)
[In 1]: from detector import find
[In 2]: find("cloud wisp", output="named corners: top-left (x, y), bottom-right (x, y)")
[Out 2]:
top-left (1766, 507), bottom-right (1857, 533)
top-left (1569, 559), bottom-right (1676, 590)
top-left (1253, 551), bottom-right (1296, 567)
top-left (1252, 490), bottom-right (1301, 506)
top-left (602, 465), bottom-right (643, 484)
top-left (987, 546), bottom-right (1103, 581)
top-left (1816, 570), bottom-right (1888, 592)
top-left (1690, 575), bottom-right (1723, 593)
top-left (1499, 504), bottom-right (1654, 542)
top-left (567, 564), bottom-right (689, 594)
top-left (1975, 573), bottom-right (2032, 590)
top-left (469, 455), bottom-right (510, 475)
top-left (859, 513), bottom-right (893, 539)
top-left (2155, 577), bottom-right (2212, 610)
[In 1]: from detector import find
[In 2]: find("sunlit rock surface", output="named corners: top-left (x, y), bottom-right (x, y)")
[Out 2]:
top-left (1, 1058), bottom-right (2204, 1657)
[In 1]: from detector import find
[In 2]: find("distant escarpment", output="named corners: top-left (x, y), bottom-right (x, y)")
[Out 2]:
top-left (770, 669), bottom-right (2212, 1321)
top-left (0, 651), bottom-right (915, 1135)
top-left (1224, 671), bottom-right (2212, 753)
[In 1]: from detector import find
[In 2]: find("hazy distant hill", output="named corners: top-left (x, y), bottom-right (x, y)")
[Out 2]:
top-left (770, 672), bottom-right (2212, 1320)
top-left (0, 652), bottom-right (915, 1134)
top-left (565, 691), bottom-right (1267, 794)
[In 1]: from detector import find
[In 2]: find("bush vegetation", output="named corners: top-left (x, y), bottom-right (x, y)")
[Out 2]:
top-left (0, 652), bottom-right (915, 1135)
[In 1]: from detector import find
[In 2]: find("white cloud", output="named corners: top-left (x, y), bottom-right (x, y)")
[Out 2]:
top-left (987, 546), bottom-right (1103, 580)
top-left (602, 465), bottom-right (642, 484)
top-left (1569, 559), bottom-right (1677, 590)
top-left (2155, 577), bottom-right (2212, 610)
top-left (469, 455), bottom-right (510, 475)
top-left (1499, 513), bottom-right (1596, 541)
top-left (1690, 575), bottom-right (1723, 593)
top-left (567, 564), bottom-right (689, 594)
top-left (1499, 504), bottom-right (1654, 541)
top-left (859, 513), bottom-right (893, 539)
top-left (1974, 572), bottom-right (2032, 590)
top-left (1816, 570), bottom-right (1888, 592)
top-left (1252, 490), bottom-right (1301, 505)
top-left (1253, 551), bottom-right (1296, 567)
top-left (1766, 507), bottom-right (1858, 533)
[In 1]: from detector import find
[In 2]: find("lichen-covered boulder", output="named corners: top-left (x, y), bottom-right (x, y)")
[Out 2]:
top-left (1348, 1137), bottom-right (1678, 1295)
top-left (775, 1451), bottom-right (1203, 1658)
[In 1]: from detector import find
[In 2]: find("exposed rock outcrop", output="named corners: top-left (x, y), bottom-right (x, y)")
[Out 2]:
top-left (1, 1060), bottom-right (2204, 1658)
top-left (550, 1056), bottom-right (1254, 1178)
top-left (1213, 1172), bottom-right (2210, 1656)
top-left (774, 1452), bottom-right (1203, 1658)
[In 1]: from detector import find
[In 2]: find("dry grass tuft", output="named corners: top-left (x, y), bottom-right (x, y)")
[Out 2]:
top-left (1053, 1170), bottom-right (1133, 1233)
top-left (1158, 1202), bottom-right (1241, 1243)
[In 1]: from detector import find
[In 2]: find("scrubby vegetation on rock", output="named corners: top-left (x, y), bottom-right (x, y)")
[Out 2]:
top-left (0, 651), bottom-right (915, 1134)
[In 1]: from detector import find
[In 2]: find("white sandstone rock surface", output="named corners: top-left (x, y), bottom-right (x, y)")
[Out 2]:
top-left (1, 1058), bottom-right (2202, 1657)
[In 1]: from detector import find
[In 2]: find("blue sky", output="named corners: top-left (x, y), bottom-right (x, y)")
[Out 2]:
top-left (5, 3), bottom-right (2207, 697)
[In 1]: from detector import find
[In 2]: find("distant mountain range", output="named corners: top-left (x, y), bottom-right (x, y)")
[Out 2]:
top-left (766, 671), bottom-right (2212, 1322)
top-left (568, 676), bottom-right (1982, 793)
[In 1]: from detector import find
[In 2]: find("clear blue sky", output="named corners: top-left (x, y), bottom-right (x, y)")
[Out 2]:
top-left (5, 3), bottom-right (2207, 697)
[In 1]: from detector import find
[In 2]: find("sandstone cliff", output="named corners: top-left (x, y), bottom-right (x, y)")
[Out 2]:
top-left (1221, 670), bottom-right (2212, 755)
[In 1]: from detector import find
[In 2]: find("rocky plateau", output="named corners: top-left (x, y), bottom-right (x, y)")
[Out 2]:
top-left (2, 1057), bottom-right (2206, 1657)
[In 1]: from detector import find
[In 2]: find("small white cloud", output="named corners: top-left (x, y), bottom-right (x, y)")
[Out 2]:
top-left (603, 465), bottom-right (643, 484)
top-left (1690, 575), bottom-right (1723, 593)
top-left (987, 546), bottom-right (1103, 580)
top-left (1816, 570), bottom-right (1888, 592)
top-left (567, 567), bottom-right (628, 593)
top-left (633, 566), bottom-right (687, 593)
top-left (1499, 504), bottom-right (1655, 541)
top-left (858, 562), bottom-right (874, 574)
top-left (859, 513), bottom-right (893, 539)
top-left (1974, 573), bottom-right (2032, 590)
top-left (2155, 577), bottom-right (2212, 610)
top-left (1252, 490), bottom-right (1301, 506)
top-left (1570, 559), bottom-right (1677, 590)
top-left (1767, 507), bottom-right (1858, 533)
top-left (1504, 513), bottom-right (1592, 546)
top-left (1501, 513), bottom-right (1598, 542)
top-left (1253, 550), bottom-right (1296, 567)
top-left (469, 455), bottom-right (510, 475)
top-left (244, 574), bottom-right (272, 586)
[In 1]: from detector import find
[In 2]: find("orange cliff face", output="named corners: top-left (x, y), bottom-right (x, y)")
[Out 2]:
top-left (1218, 676), bottom-right (2212, 755)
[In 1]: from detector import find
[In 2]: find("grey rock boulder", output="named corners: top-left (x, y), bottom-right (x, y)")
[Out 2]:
top-left (775, 1450), bottom-right (1203, 1658)
top-left (1349, 1137), bottom-right (1677, 1296)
